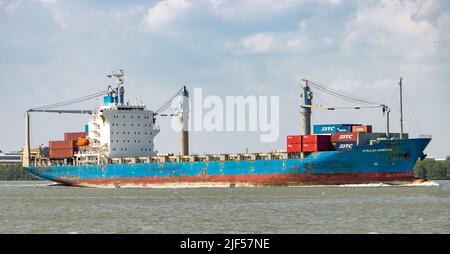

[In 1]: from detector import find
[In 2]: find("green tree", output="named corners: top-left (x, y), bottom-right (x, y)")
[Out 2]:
top-left (413, 158), bottom-right (449, 180)
top-left (413, 160), bottom-right (427, 179)
top-left (446, 156), bottom-right (450, 180)
top-left (0, 165), bottom-right (38, 180)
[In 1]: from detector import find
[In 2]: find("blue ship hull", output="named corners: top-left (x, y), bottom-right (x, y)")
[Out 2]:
top-left (25, 138), bottom-right (431, 188)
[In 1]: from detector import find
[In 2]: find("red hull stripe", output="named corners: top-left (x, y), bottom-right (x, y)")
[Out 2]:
top-left (59, 172), bottom-right (415, 187)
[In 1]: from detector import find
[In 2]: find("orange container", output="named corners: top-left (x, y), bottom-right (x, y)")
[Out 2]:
top-left (352, 125), bottom-right (372, 133)
top-left (65, 132), bottom-right (87, 141)
top-left (49, 140), bottom-right (76, 149)
top-left (49, 148), bottom-right (74, 159)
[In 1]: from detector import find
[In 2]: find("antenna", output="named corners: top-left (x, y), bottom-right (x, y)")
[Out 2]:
top-left (107, 69), bottom-right (125, 105)
top-left (399, 77), bottom-right (404, 139)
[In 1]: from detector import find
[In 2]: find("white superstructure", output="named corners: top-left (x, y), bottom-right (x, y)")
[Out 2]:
top-left (23, 69), bottom-right (190, 166)
top-left (82, 70), bottom-right (160, 160)
top-left (87, 104), bottom-right (160, 158)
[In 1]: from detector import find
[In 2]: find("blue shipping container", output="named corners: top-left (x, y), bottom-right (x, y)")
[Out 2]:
top-left (313, 124), bottom-right (357, 134)
top-left (333, 141), bottom-right (357, 151)
top-left (84, 124), bottom-right (89, 133)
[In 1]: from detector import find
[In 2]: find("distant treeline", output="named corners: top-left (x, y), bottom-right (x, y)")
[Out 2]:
top-left (1, 158), bottom-right (449, 181)
top-left (413, 157), bottom-right (450, 180)
top-left (0, 165), bottom-right (38, 180)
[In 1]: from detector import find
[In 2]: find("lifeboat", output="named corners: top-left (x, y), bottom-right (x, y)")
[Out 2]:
top-left (76, 138), bottom-right (90, 147)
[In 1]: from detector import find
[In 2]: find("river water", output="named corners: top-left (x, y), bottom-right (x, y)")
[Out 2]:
top-left (0, 180), bottom-right (449, 234)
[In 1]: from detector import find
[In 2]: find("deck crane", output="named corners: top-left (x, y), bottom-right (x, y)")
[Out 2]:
top-left (22, 70), bottom-right (191, 167)
top-left (22, 88), bottom-right (114, 167)
top-left (300, 79), bottom-right (393, 139)
top-left (153, 86), bottom-right (190, 156)
top-left (23, 69), bottom-right (129, 167)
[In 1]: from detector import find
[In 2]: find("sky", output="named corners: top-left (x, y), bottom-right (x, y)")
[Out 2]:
top-left (0, 0), bottom-right (449, 158)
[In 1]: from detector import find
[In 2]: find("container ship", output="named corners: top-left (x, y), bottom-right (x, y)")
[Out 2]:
top-left (22, 71), bottom-right (431, 187)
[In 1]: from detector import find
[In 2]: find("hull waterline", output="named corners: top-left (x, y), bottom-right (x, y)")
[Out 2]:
top-left (25, 138), bottom-right (431, 188)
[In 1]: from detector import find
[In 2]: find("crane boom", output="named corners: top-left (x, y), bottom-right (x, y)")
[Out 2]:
top-left (28, 109), bottom-right (93, 114)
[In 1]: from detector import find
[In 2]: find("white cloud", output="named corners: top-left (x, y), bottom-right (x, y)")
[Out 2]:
top-left (414, 0), bottom-right (442, 22)
top-left (229, 30), bottom-right (309, 55)
top-left (3, 0), bottom-right (22, 15)
top-left (341, 0), bottom-right (442, 60)
top-left (35, 0), bottom-right (59, 5)
top-left (208, 0), bottom-right (305, 21)
top-left (141, 0), bottom-right (191, 32)
top-left (328, 77), bottom-right (362, 92)
top-left (316, 0), bottom-right (342, 5)
top-left (372, 78), bottom-right (397, 91)
top-left (323, 37), bottom-right (333, 46)
top-left (239, 33), bottom-right (278, 54)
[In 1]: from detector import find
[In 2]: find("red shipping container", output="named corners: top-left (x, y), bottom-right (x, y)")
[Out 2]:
top-left (65, 132), bottom-right (87, 141)
top-left (331, 132), bottom-right (358, 142)
top-left (352, 125), bottom-right (372, 133)
top-left (287, 143), bottom-right (302, 153)
top-left (49, 148), bottom-right (74, 159)
top-left (287, 135), bottom-right (302, 144)
top-left (49, 140), bottom-right (76, 149)
top-left (302, 135), bottom-right (331, 144)
top-left (302, 142), bottom-right (331, 152)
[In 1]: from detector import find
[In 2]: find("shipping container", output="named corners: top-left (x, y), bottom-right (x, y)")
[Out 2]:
top-left (302, 142), bottom-right (331, 152)
top-left (333, 141), bottom-right (357, 151)
top-left (352, 125), bottom-right (372, 133)
top-left (302, 134), bottom-right (331, 144)
top-left (49, 148), bottom-right (74, 159)
top-left (287, 135), bottom-right (302, 144)
top-left (331, 132), bottom-right (358, 142)
top-left (287, 143), bottom-right (302, 153)
top-left (84, 124), bottom-right (89, 133)
top-left (313, 124), bottom-right (359, 134)
top-left (65, 132), bottom-right (87, 141)
top-left (49, 140), bottom-right (77, 149)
